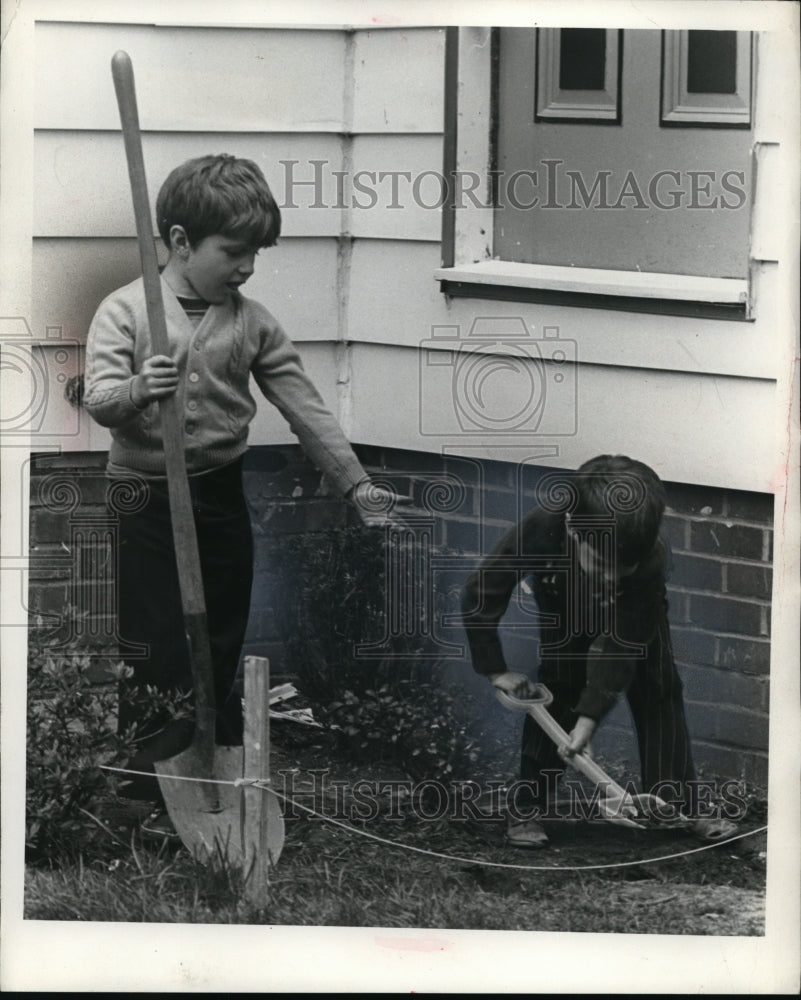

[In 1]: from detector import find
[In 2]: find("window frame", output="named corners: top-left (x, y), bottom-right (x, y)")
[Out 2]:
top-left (660, 29), bottom-right (753, 128)
top-left (439, 26), bottom-right (754, 321)
top-left (535, 27), bottom-right (622, 124)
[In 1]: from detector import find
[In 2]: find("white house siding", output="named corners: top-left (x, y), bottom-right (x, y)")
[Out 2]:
top-left (33, 23), bottom-right (348, 131)
top-left (343, 236), bottom-right (780, 493)
top-left (30, 20), bottom-right (448, 455)
top-left (27, 16), bottom-right (790, 496)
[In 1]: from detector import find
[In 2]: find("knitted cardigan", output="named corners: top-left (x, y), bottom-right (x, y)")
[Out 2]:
top-left (84, 277), bottom-right (367, 495)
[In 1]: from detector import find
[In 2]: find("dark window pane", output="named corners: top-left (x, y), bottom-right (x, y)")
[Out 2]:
top-left (687, 30), bottom-right (737, 94)
top-left (559, 28), bottom-right (606, 91)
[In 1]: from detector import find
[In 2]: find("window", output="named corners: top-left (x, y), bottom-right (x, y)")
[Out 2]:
top-left (661, 30), bottom-right (753, 126)
top-left (535, 28), bottom-right (621, 122)
top-left (438, 26), bottom-right (754, 318)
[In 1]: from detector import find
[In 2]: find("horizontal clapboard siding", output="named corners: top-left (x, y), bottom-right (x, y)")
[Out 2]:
top-left (34, 24), bottom-right (348, 132)
top-left (33, 132), bottom-right (345, 238)
top-left (32, 237), bottom-right (341, 345)
top-left (36, 229), bottom-right (778, 379)
top-left (348, 135), bottom-right (444, 240)
top-left (32, 19), bottom-right (447, 363)
top-left (350, 28), bottom-right (445, 133)
top-left (346, 342), bottom-right (777, 494)
top-left (34, 131), bottom-right (445, 240)
top-left (34, 22), bottom-right (445, 134)
top-left (31, 19), bottom-right (446, 455)
top-left (17, 336), bottom-right (348, 454)
top-left (345, 239), bottom-right (780, 381)
top-left (26, 18), bottom-right (782, 493)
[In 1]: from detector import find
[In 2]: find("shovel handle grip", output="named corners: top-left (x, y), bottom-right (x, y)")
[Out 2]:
top-left (111, 51), bottom-right (217, 745)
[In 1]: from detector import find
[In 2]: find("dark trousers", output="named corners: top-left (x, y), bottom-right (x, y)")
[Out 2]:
top-left (114, 457), bottom-right (253, 802)
top-left (518, 617), bottom-right (697, 814)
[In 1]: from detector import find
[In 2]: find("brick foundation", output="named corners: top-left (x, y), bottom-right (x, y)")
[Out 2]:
top-left (27, 445), bottom-right (773, 789)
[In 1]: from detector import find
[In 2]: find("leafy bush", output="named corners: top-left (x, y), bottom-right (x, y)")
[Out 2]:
top-left (323, 676), bottom-right (482, 783)
top-left (270, 523), bottom-right (393, 700)
top-left (26, 637), bottom-right (190, 865)
top-left (268, 520), bottom-right (486, 781)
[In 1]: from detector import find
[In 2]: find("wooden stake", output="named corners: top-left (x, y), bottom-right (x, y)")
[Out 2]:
top-left (243, 655), bottom-right (276, 904)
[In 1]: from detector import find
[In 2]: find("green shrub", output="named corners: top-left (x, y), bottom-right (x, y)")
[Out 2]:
top-left (270, 524), bottom-right (393, 700)
top-left (268, 521), bottom-right (486, 781)
top-left (323, 676), bottom-right (482, 783)
top-left (26, 634), bottom-right (190, 865)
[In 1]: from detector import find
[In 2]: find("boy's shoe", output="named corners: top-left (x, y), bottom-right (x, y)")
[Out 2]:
top-left (139, 808), bottom-right (180, 842)
top-left (689, 816), bottom-right (738, 842)
top-left (505, 818), bottom-right (549, 849)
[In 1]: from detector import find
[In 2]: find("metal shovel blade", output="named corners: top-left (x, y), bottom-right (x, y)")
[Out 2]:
top-left (155, 745), bottom-right (285, 867)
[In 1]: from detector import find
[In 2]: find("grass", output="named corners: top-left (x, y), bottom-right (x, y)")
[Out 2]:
top-left (24, 691), bottom-right (768, 935)
top-left (24, 797), bottom-right (767, 934)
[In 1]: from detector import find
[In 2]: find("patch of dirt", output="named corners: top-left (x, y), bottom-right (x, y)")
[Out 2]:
top-left (268, 719), bottom-right (768, 901)
top-left (85, 714), bottom-right (767, 936)
top-left (610, 882), bottom-right (765, 936)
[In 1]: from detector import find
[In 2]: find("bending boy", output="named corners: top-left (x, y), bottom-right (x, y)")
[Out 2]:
top-left (460, 454), bottom-right (737, 848)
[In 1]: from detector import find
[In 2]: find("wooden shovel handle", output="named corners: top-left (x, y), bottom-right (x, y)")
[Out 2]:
top-left (111, 50), bottom-right (216, 749)
top-left (496, 686), bottom-right (638, 810)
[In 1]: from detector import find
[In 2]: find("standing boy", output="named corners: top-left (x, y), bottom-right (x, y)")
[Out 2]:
top-left (460, 454), bottom-right (737, 847)
top-left (85, 154), bottom-right (392, 837)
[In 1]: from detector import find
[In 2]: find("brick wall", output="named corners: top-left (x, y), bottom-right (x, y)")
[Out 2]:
top-left (27, 444), bottom-right (773, 789)
top-left (661, 484), bottom-right (771, 788)
top-left (28, 452), bottom-right (119, 677)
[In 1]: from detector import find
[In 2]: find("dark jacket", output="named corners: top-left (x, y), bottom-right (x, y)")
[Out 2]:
top-left (460, 506), bottom-right (672, 721)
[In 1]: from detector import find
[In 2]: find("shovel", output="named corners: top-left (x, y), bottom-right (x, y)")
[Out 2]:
top-left (496, 684), bottom-right (690, 830)
top-left (111, 51), bottom-right (284, 870)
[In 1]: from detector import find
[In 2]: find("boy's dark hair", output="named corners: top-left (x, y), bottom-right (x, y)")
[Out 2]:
top-left (156, 154), bottom-right (281, 249)
top-left (574, 454), bottom-right (666, 565)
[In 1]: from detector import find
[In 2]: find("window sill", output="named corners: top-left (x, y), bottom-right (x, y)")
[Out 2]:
top-left (434, 261), bottom-right (750, 319)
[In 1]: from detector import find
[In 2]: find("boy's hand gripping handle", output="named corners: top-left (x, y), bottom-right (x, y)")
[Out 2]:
top-left (111, 51), bottom-right (217, 762)
top-left (495, 685), bottom-right (642, 827)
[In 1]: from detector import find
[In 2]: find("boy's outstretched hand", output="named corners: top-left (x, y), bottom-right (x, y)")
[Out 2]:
top-left (349, 478), bottom-right (411, 527)
top-left (131, 355), bottom-right (179, 406)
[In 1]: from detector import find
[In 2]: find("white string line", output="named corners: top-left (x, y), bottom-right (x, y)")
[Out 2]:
top-left (101, 764), bottom-right (261, 787)
top-left (99, 763), bottom-right (767, 873)
top-left (273, 792), bottom-right (766, 873)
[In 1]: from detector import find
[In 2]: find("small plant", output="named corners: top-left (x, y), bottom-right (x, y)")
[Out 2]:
top-left (323, 673), bottom-right (483, 783)
top-left (268, 519), bottom-right (488, 782)
top-left (26, 631), bottom-right (191, 865)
